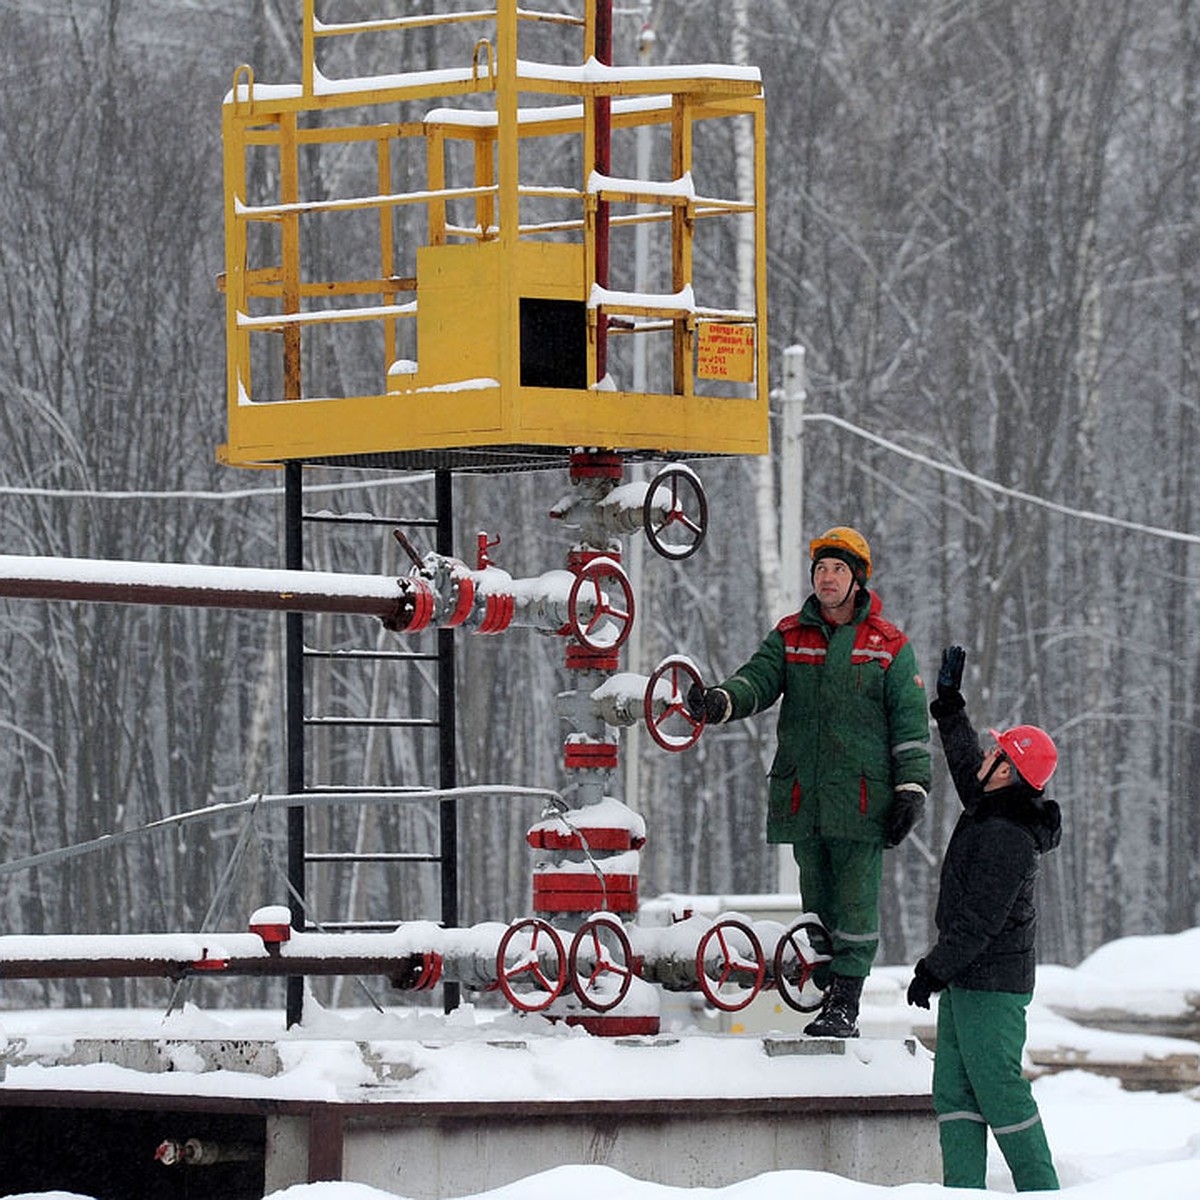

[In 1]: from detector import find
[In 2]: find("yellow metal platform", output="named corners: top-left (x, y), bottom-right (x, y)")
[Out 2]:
top-left (219, 1), bottom-right (768, 471)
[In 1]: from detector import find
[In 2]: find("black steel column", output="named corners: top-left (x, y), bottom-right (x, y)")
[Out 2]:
top-left (285, 461), bottom-right (307, 1028)
top-left (435, 468), bottom-right (460, 1012)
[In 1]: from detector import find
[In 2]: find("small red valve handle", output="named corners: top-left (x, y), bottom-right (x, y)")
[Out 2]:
top-left (476, 532), bottom-right (501, 570)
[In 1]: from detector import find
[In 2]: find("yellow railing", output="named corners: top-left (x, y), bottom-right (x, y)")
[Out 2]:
top-left (301, 1), bottom-right (586, 98)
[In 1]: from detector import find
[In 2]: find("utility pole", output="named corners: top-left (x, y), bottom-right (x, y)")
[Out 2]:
top-left (776, 345), bottom-right (807, 894)
top-left (779, 346), bottom-right (806, 612)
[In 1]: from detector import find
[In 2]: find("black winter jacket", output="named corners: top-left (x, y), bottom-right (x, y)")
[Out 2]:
top-left (924, 698), bottom-right (1062, 993)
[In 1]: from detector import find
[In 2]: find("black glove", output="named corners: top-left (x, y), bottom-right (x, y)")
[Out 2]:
top-left (885, 788), bottom-right (925, 848)
top-left (686, 683), bottom-right (732, 725)
top-left (938, 645), bottom-right (965, 696)
top-left (931, 644), bottom-right (966, 716)
top-left (906, 958), bottom-right (945, 1010)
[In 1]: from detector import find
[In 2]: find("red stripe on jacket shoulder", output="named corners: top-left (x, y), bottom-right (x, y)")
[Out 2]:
top-left (781, 620), bottom-right (828, 663)
top-left (852, 615), bottom-right (908, 669)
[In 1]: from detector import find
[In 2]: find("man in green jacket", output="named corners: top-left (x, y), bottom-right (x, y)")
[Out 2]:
top-left (689, 526), bottom-right (931, 1037)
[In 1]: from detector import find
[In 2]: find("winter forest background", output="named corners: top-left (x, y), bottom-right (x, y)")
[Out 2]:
top-left (0, 0), bottom-right (1197, 1010)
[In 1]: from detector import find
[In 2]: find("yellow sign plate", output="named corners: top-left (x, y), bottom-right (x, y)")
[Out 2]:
top-left (696, 322), bottom-right (756, 382)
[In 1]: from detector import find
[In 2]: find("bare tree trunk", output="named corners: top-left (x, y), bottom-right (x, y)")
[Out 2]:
top-left (1167, 0), bottom-right (1200, 933)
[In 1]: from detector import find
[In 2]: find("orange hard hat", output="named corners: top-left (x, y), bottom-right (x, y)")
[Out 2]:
top-left (809, 526), bottom-right (872, 580)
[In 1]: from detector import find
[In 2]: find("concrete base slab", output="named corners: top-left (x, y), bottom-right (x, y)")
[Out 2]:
top-left (318, 1090), bottom-right (939, 1198)
top-left (0, 1026), bottom-right (938, 1197)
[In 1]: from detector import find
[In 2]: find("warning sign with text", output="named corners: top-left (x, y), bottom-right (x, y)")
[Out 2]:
top-left (696, 322), bottom-right (756, 382)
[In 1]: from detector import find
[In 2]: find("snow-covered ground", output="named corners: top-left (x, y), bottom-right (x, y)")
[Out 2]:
top-left (3, 927), bottom-right (1200, 1199)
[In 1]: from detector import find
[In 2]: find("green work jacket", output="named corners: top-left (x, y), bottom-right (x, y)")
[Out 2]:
top-left (719, 590), bottom-right (931, 845)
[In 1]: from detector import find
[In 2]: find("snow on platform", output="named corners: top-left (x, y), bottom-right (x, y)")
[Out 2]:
top-left (0, 1002), bottom-right (932, 1104)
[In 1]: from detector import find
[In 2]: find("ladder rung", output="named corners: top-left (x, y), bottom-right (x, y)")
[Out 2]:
top-left (303, 784), bottom-right (433, 795)
top-left (302, 512), bottom-right (438, 529)
top-left (303, 646), bottom-right (438, 662)
top-left (305, 851), bottom-right (440, 864)
top-left (303, 716), bottom-right (439, 728)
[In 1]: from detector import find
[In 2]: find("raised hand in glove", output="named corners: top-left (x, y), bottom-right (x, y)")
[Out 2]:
top-left (885, 787), bottom-right (925, 848)
top-left (931, 644), bottom-right (966, 715)
top-left (906, 958), bottom-right (945, 1010)
top-left (938, 644), bottom-right (965, 696)
top-left (686, 683), bottom-right (732, 725)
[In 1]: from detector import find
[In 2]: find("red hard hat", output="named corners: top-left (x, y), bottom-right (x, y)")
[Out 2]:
top-left (988, 725), bottom-right (1058, 791)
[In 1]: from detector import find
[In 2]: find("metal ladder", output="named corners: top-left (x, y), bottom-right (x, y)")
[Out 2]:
top-left (283, 464), bottom-right (459, 1024)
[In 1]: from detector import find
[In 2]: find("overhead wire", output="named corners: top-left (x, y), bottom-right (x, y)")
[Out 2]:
top-left (0, 412), bottom-right (1194, 544)
top-left (801, 412), bottom-right (1200, 547)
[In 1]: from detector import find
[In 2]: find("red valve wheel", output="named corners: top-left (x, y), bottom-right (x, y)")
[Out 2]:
top-left (569, 916), bottom-right (635, 1012)
top-left (695, 918), bottom-right (765, 1012)
top-left (644, 656), bottom-right (705, 752)
top-left (773, 919), bottom-right (831, 1013)
top-left (643, 465), bottom-right (708, 561)
top-left (568, 558), bottom-right (634, 652)
top-left (496, 918), bottom-right (566, 1013)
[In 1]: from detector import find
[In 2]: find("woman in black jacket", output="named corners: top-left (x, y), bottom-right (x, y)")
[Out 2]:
top-left (908, 645), bottom-right (1062, 1192)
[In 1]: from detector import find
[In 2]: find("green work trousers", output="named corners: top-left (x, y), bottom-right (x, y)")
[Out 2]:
top-left (934, 985), bottom-right (1059, 1191)
top-left (791, 837), bottom-right (882, 981)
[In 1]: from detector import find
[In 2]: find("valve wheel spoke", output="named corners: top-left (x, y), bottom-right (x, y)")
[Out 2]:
top-left (664, 505), bottom-right (703, 537)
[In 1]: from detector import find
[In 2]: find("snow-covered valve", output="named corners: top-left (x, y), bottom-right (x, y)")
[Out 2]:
top-left (772, 918), bottom-right (831, 1013)
top-left (495, 918), bottom-right (566, 1013)
top-left (248, 904), bottom-right (292, 953)
top-left (643, 655), bottom-right (705, 752)
top-left (568, 914), bottom-right (636, 1012)
top-left (643, 464), bottom-right (708, 560)
top-left (696, 917), bottom-right (766, 1013)
top-left (567, 557), bottom-right (634, 652)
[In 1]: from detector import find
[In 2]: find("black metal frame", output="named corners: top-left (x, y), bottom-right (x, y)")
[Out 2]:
top-left (284, 464), bottom-right (459, 1026)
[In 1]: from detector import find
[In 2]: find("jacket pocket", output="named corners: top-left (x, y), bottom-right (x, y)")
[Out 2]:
top-left (767, 762), bottom-right (803, 835)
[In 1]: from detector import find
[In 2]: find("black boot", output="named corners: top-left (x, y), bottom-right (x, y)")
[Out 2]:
top-left (804, 973), bottom-right (864, 1038)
